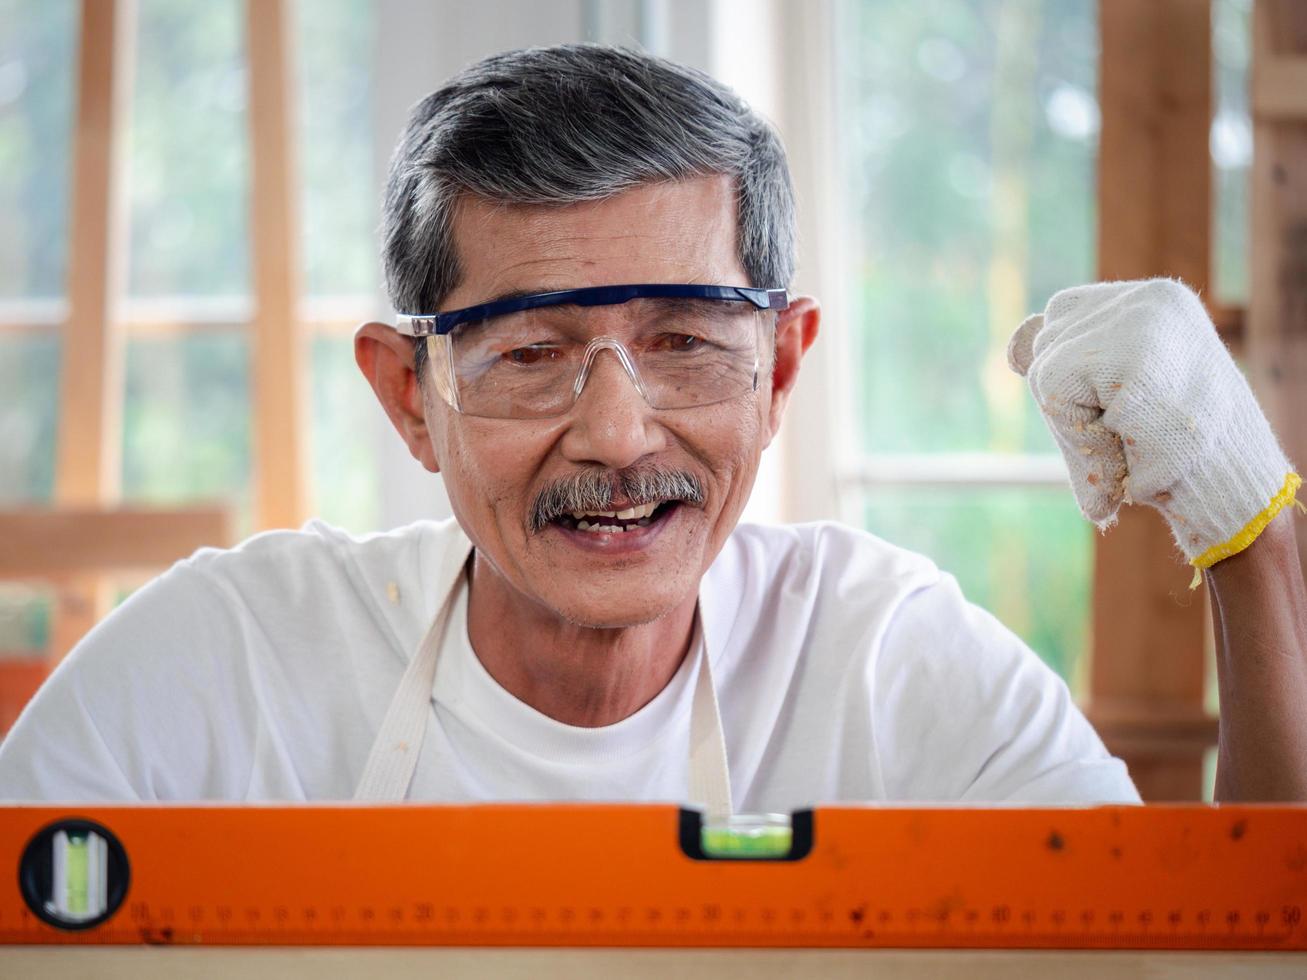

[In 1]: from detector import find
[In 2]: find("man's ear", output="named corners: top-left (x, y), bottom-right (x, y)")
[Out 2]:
top-left (354, 322), bottom-right (440, 473)
top-left (766, 295), bottom-right (821, 443)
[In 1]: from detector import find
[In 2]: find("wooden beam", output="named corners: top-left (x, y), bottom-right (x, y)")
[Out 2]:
top-left (0, 298), bottom-right (66, 330)
top-left (0, 660), bottom-right (52, 734)
top-left (1209, 304), bottom-right (1245, 344)
top-left (1086, 698), bottom-right (1220, 756)
top-left (1094, 0), bottom-right (1213, 801)
top-left (1098, 1), bottom-right (1212, 286)
top-left (1248, 0), bottom-right (1307, 578)
top-left (54, 0), bottom-right (134, 507)
top-left (0, 508), bottom-right (234, 580)
top-left (246, 0), bottom-right (309, 530)
top-left (0, 506), bottom-right (232, 728)
top-left (48, 0), bottom-right (137, 662)
top-left (1252, 55), bottom-right (1307, 119)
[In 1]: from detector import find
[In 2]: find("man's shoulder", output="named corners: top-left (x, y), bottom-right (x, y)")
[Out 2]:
top-left (719, 519), bottom-right (942, 591)
top-left (705, 521), bottom-right (944, 657)
top-left (183, 515), bottom-right (456, 570)
top-left (151, 516), bottom-right (471, 657)
top-left (178, 516), bottom-right (462, 598)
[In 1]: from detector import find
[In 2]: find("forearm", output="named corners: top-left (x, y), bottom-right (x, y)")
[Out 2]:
top-left (1206, 508), bottom-right (1307, 801)
top-left (1004, 280), bottom-right (1307, 799)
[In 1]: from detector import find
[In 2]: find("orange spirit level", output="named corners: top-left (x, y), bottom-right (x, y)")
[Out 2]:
top-left (2, 804), bottom-right (1305, 949)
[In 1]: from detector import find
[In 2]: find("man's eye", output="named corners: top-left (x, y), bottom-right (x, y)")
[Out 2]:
top-left (504, 345), bottom-right (560, 365)
top-left (657, 334), bottom-right (703, 352)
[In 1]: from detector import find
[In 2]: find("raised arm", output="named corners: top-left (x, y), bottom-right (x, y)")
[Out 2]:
top-left (1007, 278), bottom-right (1307, 801)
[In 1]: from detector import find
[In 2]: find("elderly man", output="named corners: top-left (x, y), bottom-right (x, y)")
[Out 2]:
top-left (1, 45), bottom-right (1304, 807)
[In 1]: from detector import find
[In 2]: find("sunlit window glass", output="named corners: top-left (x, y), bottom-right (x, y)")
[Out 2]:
top-left (120, 0), bottom-right (253, 529)
top-left (1211, 0), bottom-right (1250, 305)
top-left (127, 0), bottom-right (250, 298)
top-left (0, 0), bottom-right (78, 501)
top-left (296, 0), bottom-right (375, 299)
top-left (121, 332), bottom-right (253, 512)
top-left (295, 0), bottom-right (381, 533)
top-left (838, 0), bottom-right (1098, 686)
top-left (0, 1), bottom-right (78, 658)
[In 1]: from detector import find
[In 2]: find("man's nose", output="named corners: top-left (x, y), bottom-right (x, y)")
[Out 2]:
top-left (558, 347), bottom-right (666, 469)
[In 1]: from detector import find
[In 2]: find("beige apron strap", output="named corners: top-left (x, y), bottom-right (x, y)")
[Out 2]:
top-left (687, 622), bottom-right (734, 818)
top-left (353, 577), bottom-right (462, 801)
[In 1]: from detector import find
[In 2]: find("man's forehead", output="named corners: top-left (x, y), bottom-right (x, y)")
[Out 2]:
top-left (444, 176), bottom-right (746, 307)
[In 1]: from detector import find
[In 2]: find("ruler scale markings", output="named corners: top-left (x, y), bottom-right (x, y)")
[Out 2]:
top-left (2, 804), bottom-right (1305, 949)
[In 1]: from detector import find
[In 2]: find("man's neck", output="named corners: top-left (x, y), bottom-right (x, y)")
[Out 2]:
top-left (464, 553), bottom-right (699, 728)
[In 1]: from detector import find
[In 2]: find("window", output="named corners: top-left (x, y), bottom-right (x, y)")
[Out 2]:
top-left (1211, 0), bottom-right (1251, 306)
top-left (298, 0), bottom-right (381, 532)
top-left (0, 0), bottom-right (79, 657)
top-left (836, 0), bottom-right (1099, 686)
top-left (121, 0), bottom-right (380, 532)
top-left (1, 0), bottom-right (380, 532)
top-left (0, 0), bottom-right (77, 505)
top-left (0, 0), bottom-right (381, 660)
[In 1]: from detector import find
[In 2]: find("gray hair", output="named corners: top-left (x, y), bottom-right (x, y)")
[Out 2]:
top-left (380, 44), bottom-right (797, 378)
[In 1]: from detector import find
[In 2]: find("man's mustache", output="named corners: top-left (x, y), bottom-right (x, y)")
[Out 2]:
top-left (529, 466), bottom-right (706, 533)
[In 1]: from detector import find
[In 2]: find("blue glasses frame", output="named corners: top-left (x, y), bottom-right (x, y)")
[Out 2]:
top-left (394, 283), bottom-right (790, 337)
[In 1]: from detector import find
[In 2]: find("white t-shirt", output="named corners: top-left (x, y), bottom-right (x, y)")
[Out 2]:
top-left (0, 518), bottom-right (1139, 807)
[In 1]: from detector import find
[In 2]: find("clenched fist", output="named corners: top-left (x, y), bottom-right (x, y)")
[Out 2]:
top-left (1007, 278), bottom-right (1301, 582)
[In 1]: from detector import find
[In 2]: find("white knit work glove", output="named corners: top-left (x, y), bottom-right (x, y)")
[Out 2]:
top-left (1006, 278), bottom-right (1302, 585)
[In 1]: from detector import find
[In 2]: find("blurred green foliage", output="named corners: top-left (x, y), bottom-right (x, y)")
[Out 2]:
top-left (1212, 0), bottom-right (1250, 305)
top-left (297, 0), bottom-right (377, 297)
top-left (0, 0), bottom-right (76, 300)
top-left (839, 0), bottom-right (1099, 684)
top-left (312, 334), bottom-right (381, 531)
top-left (841, 0), bottom-right (1097, 456)
top-left (121, 332), bottom-right (253, 519)
top-left (128, 0), bottom-right (251, 297)
top-left (0, 335), bottom-right (60, 503)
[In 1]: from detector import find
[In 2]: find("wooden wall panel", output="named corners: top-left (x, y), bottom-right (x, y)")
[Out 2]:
top-left (0, 509), bottom-right (234, 579)
top-left (54, 0), bottom-right (134, 507)
top-left (1248, 0), bottom-right (1307, 577)
top-left (1091, 0), bottom-right (1213, 801)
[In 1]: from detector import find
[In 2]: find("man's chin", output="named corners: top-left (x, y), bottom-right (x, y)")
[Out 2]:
top-left (543, 591), bottom-right (692, 631)
top-left (530, 580), bottom-right (700, 632)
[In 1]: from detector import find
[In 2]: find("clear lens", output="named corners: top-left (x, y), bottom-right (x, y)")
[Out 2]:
top-left (437, 299), bottom-right (769, 420)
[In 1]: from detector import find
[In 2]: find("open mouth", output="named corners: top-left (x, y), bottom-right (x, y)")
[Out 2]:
top-left (551, 500), bottom-right (680, 534)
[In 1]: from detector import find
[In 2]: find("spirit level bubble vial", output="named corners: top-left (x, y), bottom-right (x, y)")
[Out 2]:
top-left (18, 818), bottom-right (130, 931)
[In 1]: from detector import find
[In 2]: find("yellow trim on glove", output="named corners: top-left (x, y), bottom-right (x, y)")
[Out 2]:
top-left (1188, 472), bottom-right (1304, 589)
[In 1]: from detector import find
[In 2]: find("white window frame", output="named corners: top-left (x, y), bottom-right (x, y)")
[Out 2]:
top-left (713, 0), bottom-right (1072, 528)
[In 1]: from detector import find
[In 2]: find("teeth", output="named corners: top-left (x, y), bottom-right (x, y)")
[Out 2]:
top-left (567, 501), bottom-right (660, 523)
top-left (577, 521), bottom-right (626, 534)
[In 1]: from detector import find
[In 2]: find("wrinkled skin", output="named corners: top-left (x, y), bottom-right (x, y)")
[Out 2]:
top-left (356, 176), bottom-right (820, 725)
